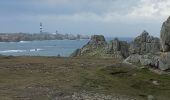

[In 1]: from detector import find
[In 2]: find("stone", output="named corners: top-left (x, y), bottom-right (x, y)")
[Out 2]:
top-left (160, 16), bottom-right (170, 52)
top-left (159, 52), bottom-right (170, 71)
top-left (106, 38), bottom-right (129, 58)
top-left (139, 54), bottom-right (159, 67)
top-left (123, 54), bottom-right (141, 64)
top-left (70, 35), bottom-right (107, 57)
top-left (152, 80), bottom-right (159, 85)
top-left (129, 30), bottom-right (160, 55)
top-left (70, 36), bottom-right (129, 59)
top-left (87, 35), bottom-right (107, 49)
top-left (147, 95), bottom-right (155, 100)
top-left (124, 52), bottom-right (170, 71)
top-left (124, 54), bottom-right (160, 68)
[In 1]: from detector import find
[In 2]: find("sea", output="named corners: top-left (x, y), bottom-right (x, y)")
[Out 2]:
top-left (0, 37), bottom-right (133, 57)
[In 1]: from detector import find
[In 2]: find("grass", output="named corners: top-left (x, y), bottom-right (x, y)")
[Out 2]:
top-left (0, 56), bottom-right (170, 100)
top-left (79, 64), bottom-right (170, 100)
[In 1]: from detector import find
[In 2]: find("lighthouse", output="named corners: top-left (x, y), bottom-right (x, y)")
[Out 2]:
top-left (40, 22), bottom-right (43, 33)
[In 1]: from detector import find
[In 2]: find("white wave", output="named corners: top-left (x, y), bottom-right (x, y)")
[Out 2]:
top-left (19, 41), bottom-right (29, 43)
top-left (29, 48), bottom-right (43, 52)
top-left (37, 48), bottom-right (43, 51)
top-left (0, 50), bottom-right (26, 53)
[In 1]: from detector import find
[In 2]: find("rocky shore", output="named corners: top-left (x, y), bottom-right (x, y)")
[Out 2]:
top-left (71, 16), bottom-right (170, 72)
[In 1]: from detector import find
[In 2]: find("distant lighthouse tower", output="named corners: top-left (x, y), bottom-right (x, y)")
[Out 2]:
top-left (40, 22), bottom-right (43, 33)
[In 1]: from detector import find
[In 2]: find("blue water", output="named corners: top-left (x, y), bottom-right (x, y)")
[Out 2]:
top-left (0, 37), bottom-right (133, 57)
top-left (0, 39), bottom-right (89, 57)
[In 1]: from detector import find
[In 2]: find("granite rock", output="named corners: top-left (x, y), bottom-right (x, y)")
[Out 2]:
top-left (106, 38), bottom-right (129, 58)
top-left (160, 16), bottom-right (170, 52)
top-left (159, 52), bottom-right (170, 71)
top-left (129, 31), bottom-right (160, 55)
top-left (124, 53), bottom-right (160, 68)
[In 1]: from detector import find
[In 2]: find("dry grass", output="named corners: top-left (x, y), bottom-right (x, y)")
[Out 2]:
top-left (0, 56), bottom-right (169, 100)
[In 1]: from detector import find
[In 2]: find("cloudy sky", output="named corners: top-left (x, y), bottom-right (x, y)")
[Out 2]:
top-left (0, 0), bottom-right (170, 37)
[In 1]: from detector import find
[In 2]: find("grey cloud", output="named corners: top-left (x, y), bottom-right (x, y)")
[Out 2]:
top-left (0, 0), bottom-right (169, 37)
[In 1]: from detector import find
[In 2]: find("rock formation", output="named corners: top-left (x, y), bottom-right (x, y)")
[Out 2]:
top-left (160, 16), bottom-right (170, 52)
top-left (159, 16), bottom-right (170, 70)
top-left (71, 35), bottom-right (129, 59)
top-left (106, 38), bottom-right (129, 58)
top-left (124, 53), bottom-right (160, 68)
top-left (129, 30), bottom-right (160, 55)
top-left (71, 35), bottom-right (107, 57)
top-left (87, 35), bottom-right (107, 49)
top-left (159, 52), bottom-right (170, 70)
top-left (71, 16), bottom-right (170, 71)
top-left (124, 16), bottom-right (170, 71)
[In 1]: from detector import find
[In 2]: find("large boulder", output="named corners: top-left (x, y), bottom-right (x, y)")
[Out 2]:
top-left (159, 16), bottom-right (170, 71)
top-left (129, 31), bottom-right (160, 55)
top-left (140, 54), bottom-right (159, 67)
top-left (124, 54), bottom-right (159, 68)
top-left (124, 52), bottom-right (170, 71)
top-left (159, 52), bottom-right (170, 71)
top-left (123, 54), bottom-right (141, 64)
top-left (160, 16), bottom-right (170, 52)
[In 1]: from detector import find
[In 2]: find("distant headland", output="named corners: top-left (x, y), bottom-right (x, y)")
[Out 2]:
top-left (0, 32), bottom-right (89, 42)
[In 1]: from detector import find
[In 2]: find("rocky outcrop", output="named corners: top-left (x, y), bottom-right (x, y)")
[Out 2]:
top-left (129, 31), bottom-right (160, 55)
top-left (106, 38), bottom-right (129, 58)
top-left (124, 31), bottom-right (161, 69)
top-left (87, 35), bottom-right (107, 49)
top-left (160, 16), bottom-right (170, 52)
top-left (71, 35), bottom-right (107, 57)
top-left (159, 16), bottom-right (170, 70)
top-left (124, 16), bottom-right (170, 71)
top-left (71, 15), bottom-right (170, 71)
top-left (71, 35), bottom-right (129, 59)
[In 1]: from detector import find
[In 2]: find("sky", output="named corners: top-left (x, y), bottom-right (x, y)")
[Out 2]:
top-left (0, 0), bottom-right (170, 37)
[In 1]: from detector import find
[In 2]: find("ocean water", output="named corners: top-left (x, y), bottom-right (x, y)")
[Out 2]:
top-left (0, 40), bottom-right (89, 57)
top-left (0, 37), bottom-right (133, 57)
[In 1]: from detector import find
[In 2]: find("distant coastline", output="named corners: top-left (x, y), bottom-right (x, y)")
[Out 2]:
top-left (0, 32), bottom-right (89, 42)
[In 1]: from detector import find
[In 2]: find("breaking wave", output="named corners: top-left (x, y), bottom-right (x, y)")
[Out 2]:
top-left (0, 48), bottom-right (43, 53)
top-left (0, 50), bottom-right (26, 53)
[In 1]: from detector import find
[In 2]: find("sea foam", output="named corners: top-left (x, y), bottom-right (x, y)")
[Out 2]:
top-left (0, 50), bottom-right (26, 53)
